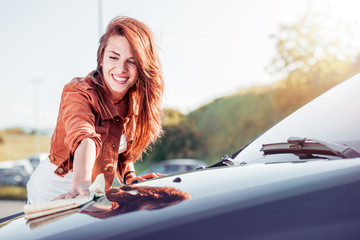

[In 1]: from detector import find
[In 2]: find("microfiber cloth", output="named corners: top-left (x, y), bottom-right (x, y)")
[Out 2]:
top-left (23, 174), bottom-right (110, 220)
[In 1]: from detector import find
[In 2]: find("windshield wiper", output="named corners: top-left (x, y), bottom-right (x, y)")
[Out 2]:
top-left (261, 137), bottom-right (360, 159)
top-left (206, 155), bottom-right (237, 168)
top-left (204, 141), bottom-right (252, 169)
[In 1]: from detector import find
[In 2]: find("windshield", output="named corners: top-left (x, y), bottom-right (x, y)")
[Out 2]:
top-left (234, 73), bottom-right (360, 165)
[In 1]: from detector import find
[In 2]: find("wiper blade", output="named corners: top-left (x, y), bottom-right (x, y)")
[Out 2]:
top-left (205, 140), bottom-right (256, 169)
top-left (261, 137), bottom-right (360, 159)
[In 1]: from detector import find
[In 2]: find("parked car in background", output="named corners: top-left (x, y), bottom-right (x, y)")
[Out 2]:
top-left (1, 73), bottom-right (360, 239)
top-left (0, 158), bottom-right (34, 175)
top-left (140, 159), bottom-right (207, 175)
top-left (0, 167), bottom-right (30, 187)
top-left (0, 153), bottom-right (48, 187)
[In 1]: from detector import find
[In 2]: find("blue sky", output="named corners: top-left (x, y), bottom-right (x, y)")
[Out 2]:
top-left (0, 0), bottom-right (359, 130)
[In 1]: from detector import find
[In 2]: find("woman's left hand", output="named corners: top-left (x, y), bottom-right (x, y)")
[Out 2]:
top-left (53, 181), bottom-right (92, 200)
top-left (126, 172), bottom-right (166, 184)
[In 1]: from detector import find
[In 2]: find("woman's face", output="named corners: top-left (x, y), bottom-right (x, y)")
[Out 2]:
top-left (101, 35), bottom-right (138, 102)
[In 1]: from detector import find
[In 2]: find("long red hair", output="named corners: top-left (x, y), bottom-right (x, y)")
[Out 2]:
top-left (96, 16), bottom-right (164, 163)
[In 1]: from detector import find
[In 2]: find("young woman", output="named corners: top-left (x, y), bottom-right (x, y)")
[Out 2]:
top-left (27, 16), bottom-right (165, 204)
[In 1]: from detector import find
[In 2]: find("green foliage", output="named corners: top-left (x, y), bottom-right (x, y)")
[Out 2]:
top-left (162, 108), bottom-right (185, 126)
top-left (143, 121), bottom-right (204, 163)
top-left (144, 89), bottom-right (282, 165)
top-left (268, 3), bottom-right (360, 78)
top-left (267, 3), bottom-right (360, 115)
top-left (183, 90), bottom-right (280, 164)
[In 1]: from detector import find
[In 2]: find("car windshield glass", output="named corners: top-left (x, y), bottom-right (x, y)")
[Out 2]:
top-left (233, 74), bottom-right (360, 165)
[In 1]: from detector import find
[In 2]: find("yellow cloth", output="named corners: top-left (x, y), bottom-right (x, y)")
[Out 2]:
top-left (23, 174), bottom-right (109, 220)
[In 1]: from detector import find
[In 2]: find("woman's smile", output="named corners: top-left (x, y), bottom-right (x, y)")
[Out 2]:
top-left (112, 74), bottom-right (129, 84)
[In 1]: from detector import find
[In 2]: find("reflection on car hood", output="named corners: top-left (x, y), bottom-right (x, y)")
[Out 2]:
top-left (1, 158), bottom-right (360, 239)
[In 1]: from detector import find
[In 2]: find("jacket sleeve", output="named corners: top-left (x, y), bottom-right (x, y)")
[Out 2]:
top-left (60, 83), bottom-right (102, 157)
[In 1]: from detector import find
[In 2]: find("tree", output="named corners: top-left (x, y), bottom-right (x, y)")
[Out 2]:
top-left (142, 108), bottom-right (205, 163)
top-left (161, 108), bottom-right (185, 126)
top-left (267, 3), bottom-right (360, 114)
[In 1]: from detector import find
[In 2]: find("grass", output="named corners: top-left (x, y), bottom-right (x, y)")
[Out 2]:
top-left (0, 185), bottom-right (27, 200)
top-left (0, 129), bottom-right (51, 162)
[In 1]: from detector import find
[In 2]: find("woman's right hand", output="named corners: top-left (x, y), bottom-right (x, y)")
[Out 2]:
top-left (53, 181), bottom-right (92, 200)
top-left (126, 172), bottom-right (166, 184)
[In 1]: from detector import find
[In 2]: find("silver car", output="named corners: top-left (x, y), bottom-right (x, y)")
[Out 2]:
top-left (1, 73), bottom-right (360, 239)
top-left (140, 159), bottom-right (207, 175)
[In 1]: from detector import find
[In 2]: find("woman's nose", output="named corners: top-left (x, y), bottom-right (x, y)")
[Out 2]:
top-left (116, 61), bottom-right (128, 73)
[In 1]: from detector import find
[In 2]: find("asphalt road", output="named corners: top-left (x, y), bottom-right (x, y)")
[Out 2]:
top-left (0, 200), bottom-right (25, 219)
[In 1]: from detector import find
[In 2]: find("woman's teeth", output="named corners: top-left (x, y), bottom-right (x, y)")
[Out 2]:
top-left (113, 75), bottom-right (127, 81)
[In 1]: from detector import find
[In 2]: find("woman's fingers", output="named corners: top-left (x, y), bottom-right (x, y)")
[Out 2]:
top-left (127, 176), bottom-right (145, 183)
top-left (52, 185), bottom-right (90, 201)
top-left (156, 173), bottom-right (166, 177)
top-left (53, 194), bottom-right (66, 200)
top-left (77, 187), bottom-right (90, 198)
top-left (125, 172), bottom-right (166, 185)
top-left (141, 172), bottom-right (166, 179)
top-left (66, 187), bottom-right (89, 199)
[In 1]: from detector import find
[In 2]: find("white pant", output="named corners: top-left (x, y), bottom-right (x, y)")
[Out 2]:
top-left (26, 157), bottom-right (73, 204)
top-left (27, 134), bottom-right (127, 204)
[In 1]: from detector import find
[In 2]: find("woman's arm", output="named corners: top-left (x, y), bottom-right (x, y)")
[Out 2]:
top-left (55, 138), bottom-right (96, 199)
top-left (72, 138), bottom-right (96, 195)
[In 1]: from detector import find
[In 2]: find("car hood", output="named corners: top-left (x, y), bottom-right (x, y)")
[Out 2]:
top-left (1, 158), bottom-right (360, 239)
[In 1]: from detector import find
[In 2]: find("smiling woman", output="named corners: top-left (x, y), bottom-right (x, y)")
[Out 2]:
top-left (26, 16), bottom-right (165, 204)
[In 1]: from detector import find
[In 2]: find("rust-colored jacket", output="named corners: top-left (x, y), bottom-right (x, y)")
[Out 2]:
top-left (49, 73), bottom-right (129, 189)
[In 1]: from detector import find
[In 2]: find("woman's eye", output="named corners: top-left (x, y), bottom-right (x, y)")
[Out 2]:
top-left (109, 56), bottom-right (118, 60)
top-left (128, 60), bottom-right (136, 64)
